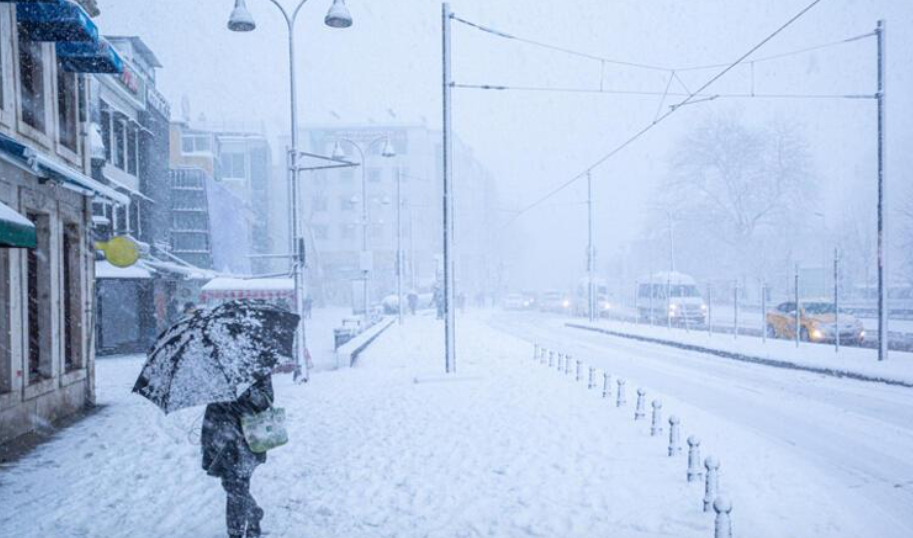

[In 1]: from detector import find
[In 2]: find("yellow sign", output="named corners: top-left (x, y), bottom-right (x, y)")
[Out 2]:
top-left (95, 236), bottom-right (140, 268)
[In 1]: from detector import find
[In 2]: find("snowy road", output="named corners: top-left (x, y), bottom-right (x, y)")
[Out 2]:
top-left (489, 311), bottom-right (913, 537)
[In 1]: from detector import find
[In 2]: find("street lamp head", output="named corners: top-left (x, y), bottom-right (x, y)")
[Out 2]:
top-left (228, 0), bottom-right (256, 32)
top-left (332, 141), bottom-right (346, 160)
top-left (381, 137), bottom-right (396, 158)
top-left (325, 0), bottom-right (353, 29)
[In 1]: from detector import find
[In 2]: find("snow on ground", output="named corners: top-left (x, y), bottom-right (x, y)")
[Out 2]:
top-left (574, 316), bottom-right (913, 385)
top-left (1, 309), bottom-right (709, 537)
top-left (1, 308), bottom-right (904, 537)
top-left (491, 311), bottom-right (913, 537)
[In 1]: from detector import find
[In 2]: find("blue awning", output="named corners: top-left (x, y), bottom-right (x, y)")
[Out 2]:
top-left (0, 132), bottom-right (129, 205)
top-left (16, 0), bottom-right (98, 43)
top-left (57, 37), bottom-right (123, 74)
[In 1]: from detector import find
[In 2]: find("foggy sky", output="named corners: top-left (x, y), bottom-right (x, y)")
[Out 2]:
top-left (96, 0), bottom-right (912, 290)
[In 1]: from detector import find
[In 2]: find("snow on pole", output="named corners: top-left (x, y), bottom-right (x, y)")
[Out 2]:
top-left (651, 400), bottom-right (663, 436)
top-left (588, 367), bottom-right (595, 389)
top-left (602, 372), bottom-right (612, 398)
top-left (687, 436), bottom-right (703, 482)
top-left (668, 415), bottom-right (681, 456)
top-left (616, 378), bottom-right (626, 407)
top-left (576, 360), bottom-right (582, 382)
top-left (703, 457), bottom-right (720, 512)
top-left (634, 388), bottom-right (646, 420)
top-left (713, 497), bottom-right (733, 538)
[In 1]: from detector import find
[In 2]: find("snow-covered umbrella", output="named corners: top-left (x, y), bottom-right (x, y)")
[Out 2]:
top-left (132, 300), bottom-right (300, 414)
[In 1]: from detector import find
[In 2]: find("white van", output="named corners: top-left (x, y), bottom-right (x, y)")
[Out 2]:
top-left (637, 272), bottom-right (706, 326)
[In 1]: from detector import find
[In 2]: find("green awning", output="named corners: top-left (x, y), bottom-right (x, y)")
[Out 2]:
top-left (0, 200), bottom-right (36, 249)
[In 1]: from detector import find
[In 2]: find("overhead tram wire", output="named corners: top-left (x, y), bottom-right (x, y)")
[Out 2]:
top-left (452, 83), bottom-right (875, 101)
top-left (451, 15), bottom-right (672, 73)
top-left (498, 0), bottom-right (828, 227)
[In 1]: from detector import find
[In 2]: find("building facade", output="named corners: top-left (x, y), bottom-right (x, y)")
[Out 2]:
top-left (0, 1), bottom-right (128, 444)
top-left (296, 124), bottom-right (500, 308)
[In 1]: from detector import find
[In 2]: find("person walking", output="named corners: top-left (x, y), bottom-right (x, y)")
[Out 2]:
top-left (201, 375), bottom-right (274, 538)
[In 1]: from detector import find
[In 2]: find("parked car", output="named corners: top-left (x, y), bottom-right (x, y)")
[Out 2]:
top-left (637, 272), bottom-right (706, 326)
top-left (539, 290), bottom-right (573, 313)
top-left (766, 300), bottom-right (865, 344)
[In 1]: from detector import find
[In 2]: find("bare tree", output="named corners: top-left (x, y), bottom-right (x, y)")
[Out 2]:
top-left (658, 112), bottom-right (815, 280)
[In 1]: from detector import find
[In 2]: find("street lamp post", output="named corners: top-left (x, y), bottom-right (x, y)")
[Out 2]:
top-left (332, 136), bottom-right (396, 318)
top-left (228, 0), bottom-right (353, 381)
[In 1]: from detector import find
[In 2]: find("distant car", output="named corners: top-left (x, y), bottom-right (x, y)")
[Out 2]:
top-left (539, 290), bottom-right (572, 313)
top-left (766, 300), bottom-right (865, 344)
top-left (502, 293), bottom-right (527, 310)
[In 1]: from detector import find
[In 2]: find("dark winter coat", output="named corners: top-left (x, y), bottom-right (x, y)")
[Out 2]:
top-left (201, 376), bottom-right (274, 479)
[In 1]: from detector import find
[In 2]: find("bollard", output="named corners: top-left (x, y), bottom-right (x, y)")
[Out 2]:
top-left (558, 353), bottom-right (565, 372)
top-left (634, 388), bottom-right (646, 420)
top-left (602, 372), bottom-right (612, 398)
top-left (616, 378), bottom-right (626, 407)
top-left (713, 497), bottom-right (732, 538)
top-left (588, 367), bottom-right (595, 389)
top-left (576, 360), bottom-right (582, 382)
top-left (533, 343), bottom-right (539, 360)
top-left (548, 350), bottom-right (555, 368)
top-left (540, 348), bottom-right (546, 365)
top-left (565, 355), bottom-right (571, 375)
top-left (703, 457), bottom-right (720, 512)
top-left (668, 416), bottom-right (681, 456)
top-left (651, 400), bottom-right (663, 436)
top-left (687, 436), bottom-right (703, 482)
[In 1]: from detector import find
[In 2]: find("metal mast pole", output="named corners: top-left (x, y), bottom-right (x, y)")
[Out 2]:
top-left (396, 166), bottom-right (404, 325)
top-left (587, 171), bottom-right (595, 323)
top-left (282, 4), bottom-right (308, 382)
top-left (442, 2), bottom-right (456, 373)
top-left (834, 248), bottom-right (840, 354)
top-left (876, 19), bottom-right (887, 361)
top-left (360, 146), bottom-right (369, 318)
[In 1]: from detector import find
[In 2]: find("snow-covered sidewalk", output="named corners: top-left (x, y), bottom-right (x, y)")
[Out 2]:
top-left (1, 314), bottom-right (715, 537)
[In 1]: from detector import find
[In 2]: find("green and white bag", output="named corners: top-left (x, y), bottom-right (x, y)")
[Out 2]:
top-left (241, 407), bottom-right (288, 453)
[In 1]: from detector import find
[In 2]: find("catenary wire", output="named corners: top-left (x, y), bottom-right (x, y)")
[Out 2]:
top-left (499, 0), bottom-right (828, 228)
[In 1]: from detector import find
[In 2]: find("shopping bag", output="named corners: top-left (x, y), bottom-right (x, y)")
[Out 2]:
top-left (241, 407), bottom-right (288, 453)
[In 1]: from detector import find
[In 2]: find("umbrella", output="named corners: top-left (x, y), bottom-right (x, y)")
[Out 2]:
top-left (133, 300), bottom-right (300, 414)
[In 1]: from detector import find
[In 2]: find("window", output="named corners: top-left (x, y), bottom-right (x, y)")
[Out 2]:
top-left (19, 34), bottom-right (46, 132)
top-left (113, 118), bottom-right (125, 170)
top-left (63, 224), bottom-right (83, 372)
top-left (220, 152), bottom-right (246, 180)
top-left (181, 134), bottom-right (211, 154)
top-left (340, 224), bottom-right (355, 239)
top-left (313, 225), bottom-right (328, 240)
top-left (339, 196), bottom-right (355, 212)
top-left (127, 124), bottom-right (138, 175)
top-left (26, 213), bottom-right (52, 384)
top-left (99, 104), bottom-right (111, 162)
top-left (368, 168), bottom-right (382, 183)
top-left (339, 167), bottom-right (354, 183)
top-left (57, 69), bottom-right (78, 152)
top-left (0, 248), bottom-right (10, 394)
top-left (370, 224), bottom-right (384, 241)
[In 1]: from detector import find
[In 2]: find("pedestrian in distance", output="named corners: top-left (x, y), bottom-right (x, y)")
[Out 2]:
top-left (202, 375), bottom-right (274, 538)
top-left (407, 291), bottom-right (418, 315)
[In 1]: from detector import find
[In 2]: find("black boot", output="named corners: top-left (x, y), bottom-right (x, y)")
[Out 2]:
top-left (246, 507), bottom-right (264, 537)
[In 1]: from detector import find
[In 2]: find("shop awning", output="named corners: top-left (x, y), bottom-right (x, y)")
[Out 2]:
top-left (0, 200), bottom-right (37, 249)
top-left (95, 260), bottom-right (152, 280)
top-left (16, 0), bottom-right (99, 43)
top-left (57, 37), bottom-right (124, 74)
top-left (0, 132), bottom-right (129, 205)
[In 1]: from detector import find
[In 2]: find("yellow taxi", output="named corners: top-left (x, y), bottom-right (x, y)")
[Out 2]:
top-left (766, 300), bottom-right (865, 344)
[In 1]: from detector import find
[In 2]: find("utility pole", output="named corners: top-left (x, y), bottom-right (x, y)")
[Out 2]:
top-left (396, 167), bottom-right (404, 325)
top-left (834, 248), bottom-right (840, 354)
top-left (876, 19), bottom-right (887, 361)
top-left (587, 171), bottom-right (595, 323)
top-left (441, 3), bottom-right (456, 373)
